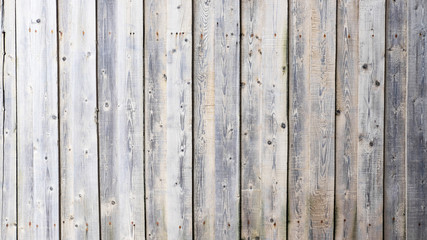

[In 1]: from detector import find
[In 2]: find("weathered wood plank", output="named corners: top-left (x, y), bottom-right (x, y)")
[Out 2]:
top-left (288, 0), bottom-right (311, 237)
top-left (407, 0), bottom-right (427, 239)
top-left (58, 0), bottom-right (99, 239)
top-left (384, 0), bottom-right (407, 239)
top-left (309, 0), bottom-right (336, 238)
top-left (357, 0), bottom-right (385, 238)
top-left (193, 0), bottom-right (216, 238)
top-left (145, 0), bottom-right (192, 239)
top-left (16, 0), bottom-right (59, 239)
top-left (193, 0), bottom-right (240, 239)
top-left (241, 0), bottom-right (288, 239)
top-left (0, 0), bottom-right (17, 238)
top-left (97, 0), bottom-right (145, 239)
top-left (288, 0), bottom-right (336, 238)
top-left (334, 0), bottom-right (358, 239)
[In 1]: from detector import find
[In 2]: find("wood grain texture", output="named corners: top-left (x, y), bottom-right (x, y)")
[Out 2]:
top-left (16, 0), bottom-right (60, 239)
top-left (288, 0), bottom-right (311, 238)
top-left (335, 0), bottom-right (358, 239)
top-left (97, 0), bottom-right (145, 239)
top-left (357, 0), bottom-right (385, 239)
top-left (193, 0), bottom-right (216, 239)
top-left (241, 0), bottom-right (288, 239)
top-left (145, 0), bottom-right (192, 239)
top-left (384, 0), bottom-right (407, 239)
top-left (193, 0), bottom-right (240, 239)
top-left (58, 0), bottom-right (99, 239)
top-left (407, 0), bottom-right (427, 239)
top-left (0, 0), bottom-right (17, 238)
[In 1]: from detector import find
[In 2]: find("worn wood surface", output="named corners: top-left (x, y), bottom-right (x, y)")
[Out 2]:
top-left (335, 0), bottom-right (358, 239)
top-left (241, 0), bottom-right (288, 239)
top-left (384, 0), bottom-right (407, 239)
top-left (3, 0), bottom-right (427, 239)
top-left (58, 0), bottom-right (99, 239)
top-left (16, 0), bottom-right (60, 239)
top-left (97, 0), bottom-right (145, 239)
top-left (0, 0), bottom-right (16, 239)
top-left (407, 0), bottom-right (427, 239)
top-left (357, 0), bottom-right (385, 239)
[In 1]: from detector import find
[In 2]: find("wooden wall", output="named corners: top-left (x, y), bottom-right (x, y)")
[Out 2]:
top-left (0, 0), bottom-right (425, 239)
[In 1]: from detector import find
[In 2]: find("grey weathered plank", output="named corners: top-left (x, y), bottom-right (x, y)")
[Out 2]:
top-left (241, 0), bottom-right (288, 239)
top-left (407, 0), bottom-right (427, 239)
top-left (288, 0), bottom-right (336, 238)
top-left (357, 0), bottom-right (385, 239)
top-left (145, 0), bottom-right (192, 239)
top-left (288, 0), bottom-right (311, 238)
top-left (335, 0), bottom-right (358, 239)
top-left (16, 0), bottom-right (60, 239)
top-left (193, 0), bottom-right (216, 238)
top-left (308, 0), bottom-right (336, 238)
top-left (58, 0), bottom-right (99, 239)
top-left (0, 0), bottom-right (17, 238)
top-left (97, 0), bottom-right (145, 239)
top-left (384, 0), bottom-right (407, 239)
top-left (193, 0), bottom-right (240, 239)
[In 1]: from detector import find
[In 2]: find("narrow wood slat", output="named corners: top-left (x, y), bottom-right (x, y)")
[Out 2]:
top-left (288, 0), bottom-right (336, 238)
top-left (241, 0), bottom-right (288, 239)
top-left (407, 0), bottom-right (427, 238)
top-left (145, 0), bottom-right (192, 239)
top-left (0, 0), bottom-right (17, 238)
top-left (193, 0), bottom-right (240, 239)
top-left (58, 0), bottom-right (99, 238)
top-left (97, 0), bottom-right (145, 239)
top-left (384, 0), bottom-right (407, 239)
top-left (335, 0), bottom-right (358, 238)
top-left (357, 0), bottom-right (385, 238)
top-left (16, 0), bottom-right (60, 239)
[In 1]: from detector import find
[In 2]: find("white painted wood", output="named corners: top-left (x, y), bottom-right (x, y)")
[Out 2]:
top-left (241, 0), bottom-right (288, 239)
top-left (58, 0), bottom-right (99, 239)
top-left (16, 0), bottom-right (60, 239)
top-left (0, 0), bottom-right (17, 238)
top-left (357, 0), bottom-right (385, 238)
top-left (97, 0), bottom-right (145, 239)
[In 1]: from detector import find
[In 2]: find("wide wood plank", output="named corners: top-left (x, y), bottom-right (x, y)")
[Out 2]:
top-left (0, 0), bottom-right (17, 238)
top-left (335, 0), bottom-right (358, 239)
top-left (407, 0), bottom-right (427, 238)
top-left (16, 0), bottom-right (60, 239)
top-left (357, 0), bottom-right (385, 238)
top-left (193, 0), bottom-right (240, 239)
top-left (58, 0), bottom-right (99, 239)
top-left (241, 0), bottom-right (288, 239)
top-left (384, 0), bottom-right (407, 239)
top-left (145, 0), bottom-right (192, 239)
top-left (97, 0), bottom-right (145, 239)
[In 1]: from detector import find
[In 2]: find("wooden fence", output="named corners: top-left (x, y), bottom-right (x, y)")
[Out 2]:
top-left (0, 0), bottom-right (425, 239)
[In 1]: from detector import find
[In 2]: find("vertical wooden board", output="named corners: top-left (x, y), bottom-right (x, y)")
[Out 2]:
top-left (213, 0), bottom-right (240, 239)
top-left (97, 0), bottom-right (144, 239)
top-left (145, 0), bottom-right (192, 239)
top-left (58, 0), bottom-right (99, 239)
top-left (193, 0), bottom-right (216, 239)
top-left (16, 0), bottom-right (59, 239)
top-left (193, 0), bottom-right (240, 239)
top-left (288, 0), bottom-right (311, 238)
top-left (407, 0), bottom-right (427, 239)
top-left (384, 0), bottom-right (407, 239)
top-left (241, 0), bottom-right (288, 239)
top-left (357, 0), bottom-right (385, 239)
top-left (0, 0), bottom-right (17, 238)
top-left (335, 0), bottom-right (358, 239)
top-left (309, 0), bottom-right (336, 238)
